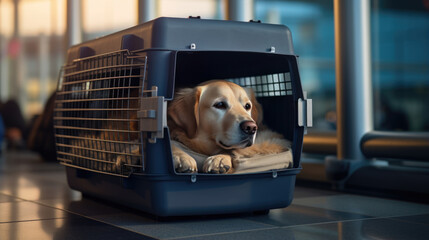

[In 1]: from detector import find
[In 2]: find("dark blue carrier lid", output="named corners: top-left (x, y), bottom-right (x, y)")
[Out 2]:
top-left (66, 17), bottom-right (295, 64)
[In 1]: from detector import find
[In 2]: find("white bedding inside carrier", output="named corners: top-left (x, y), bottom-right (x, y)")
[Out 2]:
top-left (171, 140), bottom-right (293, 174)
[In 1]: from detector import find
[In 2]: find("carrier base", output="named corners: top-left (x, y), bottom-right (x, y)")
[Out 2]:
top-left (65, 167), bottom-right (300, 217)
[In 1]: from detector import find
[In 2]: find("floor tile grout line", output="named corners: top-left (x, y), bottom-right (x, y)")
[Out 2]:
top-left (381, 215), bottom-right (429, 227)
top-left (292, 194), bottom-right (349, 201)
top-left (166, 226), bottom-right (282, 240)
top-left (0, 194), bottom-right (83, 225)
top-left (0, 192), bottom-right (156, 239)
top-left (0, 192), bottom-right (25, 201)
top-left (167, 213), bottom-right (429, 240)
top-left (167, 216), bottom-right (378, 240)
top-left (293, 194), bottom-right (429, 205)
top-left (0, 192), bottom-right (39, 203)
top-left (280, 216), bottom-right (386, 229)
top-left (1, 192), bottom-right (279, 239)
top-left (0, 217), bottom-right (69, 225)
top-left (63, 213), bottom-right (159, 240)
top-left (21, 199), bottom-right (158, 239)
top-left (279, 213), bottom-right (429, 229)
top-left (291, 200), bottom-right (429, 218)
top-left (2, 192), bottom-right (428, 239)
top-left (3, 195), bottom-right (429, 240)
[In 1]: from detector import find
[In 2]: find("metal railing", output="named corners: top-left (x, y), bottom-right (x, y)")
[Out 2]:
top-left (303, 131), bottom-right (429, 161)
top-left (361, 131), bottom-right (429, 161)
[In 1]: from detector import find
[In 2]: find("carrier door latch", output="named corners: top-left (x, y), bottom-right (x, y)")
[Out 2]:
top-left (138, 86), bottom-right (167, 143)
top-left (298, 91), bottom-right (313, 134)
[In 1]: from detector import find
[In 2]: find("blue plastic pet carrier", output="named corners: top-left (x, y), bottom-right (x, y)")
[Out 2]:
top-left (54, 17), bottom-right (312, 217)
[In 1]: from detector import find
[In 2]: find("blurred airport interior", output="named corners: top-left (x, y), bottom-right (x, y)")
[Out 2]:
top-left (0, 1), bottom-right (428, 239)
top-left (1, 0), bottom-right (428, 133)
top-left (0, 0), bottom-right (428, 192)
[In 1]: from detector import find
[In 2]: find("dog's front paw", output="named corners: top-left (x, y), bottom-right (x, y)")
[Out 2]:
top-left (203, 154), bottom-right (232, 174)
top-left (173, 153), bottom-right (198, 173)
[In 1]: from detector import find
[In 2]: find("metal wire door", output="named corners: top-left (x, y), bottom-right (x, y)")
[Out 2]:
top-left (228, 72), bottom-right (293, 97)
top-left (54, 50), bottom-right (147, 177)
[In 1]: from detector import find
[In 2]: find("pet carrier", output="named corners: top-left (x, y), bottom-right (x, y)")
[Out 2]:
top-left (54, 17), bottom-right (312, 217)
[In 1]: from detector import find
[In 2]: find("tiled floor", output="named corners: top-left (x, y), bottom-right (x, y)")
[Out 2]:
top-left (1, 151), bottom-right (429, 240)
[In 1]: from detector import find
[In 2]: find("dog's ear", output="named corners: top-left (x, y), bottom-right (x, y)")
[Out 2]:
top-left (245, 87), bottom-right (263, 125)
top-left (168, 87), bottom-right (203, 139)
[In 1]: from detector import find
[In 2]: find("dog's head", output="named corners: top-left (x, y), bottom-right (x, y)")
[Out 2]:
top-left (168, 80), bottom-right (263, 154)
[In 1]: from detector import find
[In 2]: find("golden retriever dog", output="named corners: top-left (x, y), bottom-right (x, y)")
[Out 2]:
top-left (71, 80), bottom-right (290, 174)
top-left (168, 80), bottom-right (291, 174)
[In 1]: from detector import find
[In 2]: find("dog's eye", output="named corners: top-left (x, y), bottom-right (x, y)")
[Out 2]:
top-left (244, 103), bottom-right (252, 111)
top-left (213, 101), bottom-right (228, 109)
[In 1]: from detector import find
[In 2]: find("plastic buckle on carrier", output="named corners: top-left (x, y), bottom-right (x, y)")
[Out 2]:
top-left (298, 91), bottom-right (313, 134)
top-left (138, 86), bottom-right (167, 143)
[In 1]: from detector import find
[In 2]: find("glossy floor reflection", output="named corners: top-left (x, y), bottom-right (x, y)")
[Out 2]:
top-left (1, 151), bottom-right (429, 240)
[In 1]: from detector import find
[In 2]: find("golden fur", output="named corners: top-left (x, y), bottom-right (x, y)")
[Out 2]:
top-left (168, 80), bottom-right (290, 173)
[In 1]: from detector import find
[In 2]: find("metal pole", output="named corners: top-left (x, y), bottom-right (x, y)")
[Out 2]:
top-left (66, 0), bottom-right (82, 48)
top-left (39, 34), bottom-right (49, 106)
top-left (137, 0), bottom-right (157, 24)
top-left (9, 0), bottom-right (20, 100)
top-left (215, 0), bottom-right (226, 20)
top-left (334, 0), bottom-right (373, 161)
top-left (0, 36), bottom-right (7, 101)
top-left (226, 0), bottom-right (254, 21)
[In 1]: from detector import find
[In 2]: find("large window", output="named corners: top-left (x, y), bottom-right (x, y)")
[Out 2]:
top-left (82, 0), bottom-right (137, 41)
top-left (2, 0), bottom-right (427, 135)
top-left (0, 0), bottom-right (66, 118)
top-left (159, 0), bottom-right (220, 19)
top-left (371, 0), bottom-right (429, 131)
top-left (0, 0), bottom-right (223, 121)
top-left (255, 0), bottom-right (336, 131)
top-left (82, 0), bottom-right (221, 41)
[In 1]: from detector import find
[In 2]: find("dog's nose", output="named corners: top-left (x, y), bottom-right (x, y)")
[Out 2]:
top-left (240, 121), bottom-right (257, 135)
